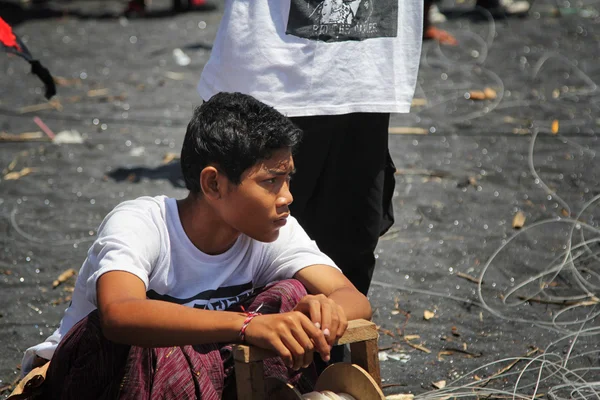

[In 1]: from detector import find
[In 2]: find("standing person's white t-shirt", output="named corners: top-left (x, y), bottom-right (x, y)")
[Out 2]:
top-left (198, 0), bottom-right (423, 117)
top-left (21, 195), bottom-right (338, 375)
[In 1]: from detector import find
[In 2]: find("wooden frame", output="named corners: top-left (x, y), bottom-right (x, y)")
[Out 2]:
top-left (233, 319), bottom-right (380, 400)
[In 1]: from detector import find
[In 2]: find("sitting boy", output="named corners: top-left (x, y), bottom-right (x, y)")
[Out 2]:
top-left (20, 92), bottom-right (372, 398)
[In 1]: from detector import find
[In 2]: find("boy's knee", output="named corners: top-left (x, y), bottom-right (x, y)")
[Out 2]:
top-left (266, 279), bottom-right (308, 301)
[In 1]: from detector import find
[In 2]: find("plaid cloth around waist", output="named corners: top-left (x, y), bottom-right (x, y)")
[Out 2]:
top-left (41, 279), bottom-right (316, 400)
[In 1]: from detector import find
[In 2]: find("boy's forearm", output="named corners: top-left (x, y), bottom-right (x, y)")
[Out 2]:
top-left (327, 287), bottom-right (372, 321)
top-left (101, 299), bottom-right (247, 347)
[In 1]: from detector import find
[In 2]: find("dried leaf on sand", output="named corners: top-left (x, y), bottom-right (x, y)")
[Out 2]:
top-left (512, 211), bottom-right (526, 229)
top-left (52, 269), bottom-right (77, 288)
top-left (3, 167), bottom-right (35, 180)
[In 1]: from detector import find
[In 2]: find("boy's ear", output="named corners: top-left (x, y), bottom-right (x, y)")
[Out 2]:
top-left (199, 166), bottom-right (221, 199)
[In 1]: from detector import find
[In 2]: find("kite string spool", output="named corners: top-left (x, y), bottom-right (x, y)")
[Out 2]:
top-left (303, 391), bottom-right (356, 400)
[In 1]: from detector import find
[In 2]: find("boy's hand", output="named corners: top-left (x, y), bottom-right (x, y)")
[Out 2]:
top-left (243, 311), bottom-right (331, 370)
top-left (293, 294), bottom-right (348, 346)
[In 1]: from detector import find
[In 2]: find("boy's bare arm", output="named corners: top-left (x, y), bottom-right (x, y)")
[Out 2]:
top-left (97, 270), bottom-right (330, 370)
top-left (97, 271), bottom-right (248, 347)
top-left (294, 265), bottom-right (372, 320)
top-left (293, 265), bottom-right (373, 344)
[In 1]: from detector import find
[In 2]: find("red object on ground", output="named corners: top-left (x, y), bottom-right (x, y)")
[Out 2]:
top-left (124, 0), bottom-right (146, 16)
top-left (33, 116), bottom-right (56, 140)
top-left (0, 17), bottom-right (21, 51)
top-left (424, 26), bottom-right (458, 46)
top-left (1, 16), bottom-right (56, 100)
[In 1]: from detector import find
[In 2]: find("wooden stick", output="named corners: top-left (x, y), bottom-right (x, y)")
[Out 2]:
top-left (456, 271), bottom-right (482, 285)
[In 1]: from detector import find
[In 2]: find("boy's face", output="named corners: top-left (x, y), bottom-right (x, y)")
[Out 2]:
top-left (219, 148), bottom-right (295, 242)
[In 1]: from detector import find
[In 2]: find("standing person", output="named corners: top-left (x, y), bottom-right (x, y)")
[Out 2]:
top-left (199, 0), bottom-right (422, 298)
top-left (199, 0), bottom-right (423, 367)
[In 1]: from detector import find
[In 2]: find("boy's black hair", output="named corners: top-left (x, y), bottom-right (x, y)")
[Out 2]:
top-left (181, 92), bottom-right (302, 194)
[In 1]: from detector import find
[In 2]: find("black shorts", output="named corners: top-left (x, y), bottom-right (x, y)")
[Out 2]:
top-left (289, 113), bottom-right (396, 295)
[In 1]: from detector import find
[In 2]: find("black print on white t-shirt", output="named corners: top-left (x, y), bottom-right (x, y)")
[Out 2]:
top-left (147, 281), bottom-right (255, 311)
top-left (194, 290), bottom-right (255, 311)
top-left (286, 0), bottom-right (398, 42)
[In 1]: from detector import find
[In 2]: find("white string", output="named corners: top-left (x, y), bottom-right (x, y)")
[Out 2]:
top-left (10, 208), bottom-right (96, 246)
top-left (379, 44), bottom-right (600, 398)
top-left (303, 391), bottom-right (356, 400)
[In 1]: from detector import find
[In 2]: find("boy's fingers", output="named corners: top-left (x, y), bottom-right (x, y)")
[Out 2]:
top-left (272, 339), bottom-right (294, 369)
top-left (303, 351), bottom-right (314, 369)
top-left (300, 317), bottom-right (330, 361)
top-left (281, 331), bottom-right (307, 370)
top-left (290, 327), bottom-right (315, 368)
top-left (336, 304), bottom-right (348, 339)
top-left (308, 299), bottom-right (322, 328)
top-left (320, 301), bottom-right (334, 345)
top-left (327, 299), bottom-right (341, 343)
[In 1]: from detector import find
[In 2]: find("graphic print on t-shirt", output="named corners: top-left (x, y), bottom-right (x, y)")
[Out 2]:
top-left (147, 281), bottom-right (255, 311)
top-left (286, 0), bottom-right (398, 42)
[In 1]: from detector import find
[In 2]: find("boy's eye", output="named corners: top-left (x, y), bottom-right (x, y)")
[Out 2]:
top-left (263, 174), bottom-right (291, 184)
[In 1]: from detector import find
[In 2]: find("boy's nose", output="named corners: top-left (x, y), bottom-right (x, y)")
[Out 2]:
top-left (277, 184), bottom-right (293, 207)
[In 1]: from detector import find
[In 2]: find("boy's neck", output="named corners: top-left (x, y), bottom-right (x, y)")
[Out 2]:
top-left (176, 194), bottom-right (240, 255)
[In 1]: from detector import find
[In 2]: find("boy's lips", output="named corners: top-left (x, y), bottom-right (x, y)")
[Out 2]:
top-left (274, 214), bottom-right (289, 226)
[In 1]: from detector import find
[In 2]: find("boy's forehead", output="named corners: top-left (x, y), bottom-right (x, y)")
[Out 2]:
top-left (240, 150), bottom-right (294, 179)
top-left (259, 149), bottom-right (294, 171)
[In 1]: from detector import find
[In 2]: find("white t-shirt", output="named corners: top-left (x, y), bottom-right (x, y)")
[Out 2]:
top-left (22, 195), bottom-right (337, 375)
top-left (198, 0), bottom-right (423, 117)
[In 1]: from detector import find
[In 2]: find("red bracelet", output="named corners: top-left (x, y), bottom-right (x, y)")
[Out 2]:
top-left (239, 311), bottom-right (261, 342)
